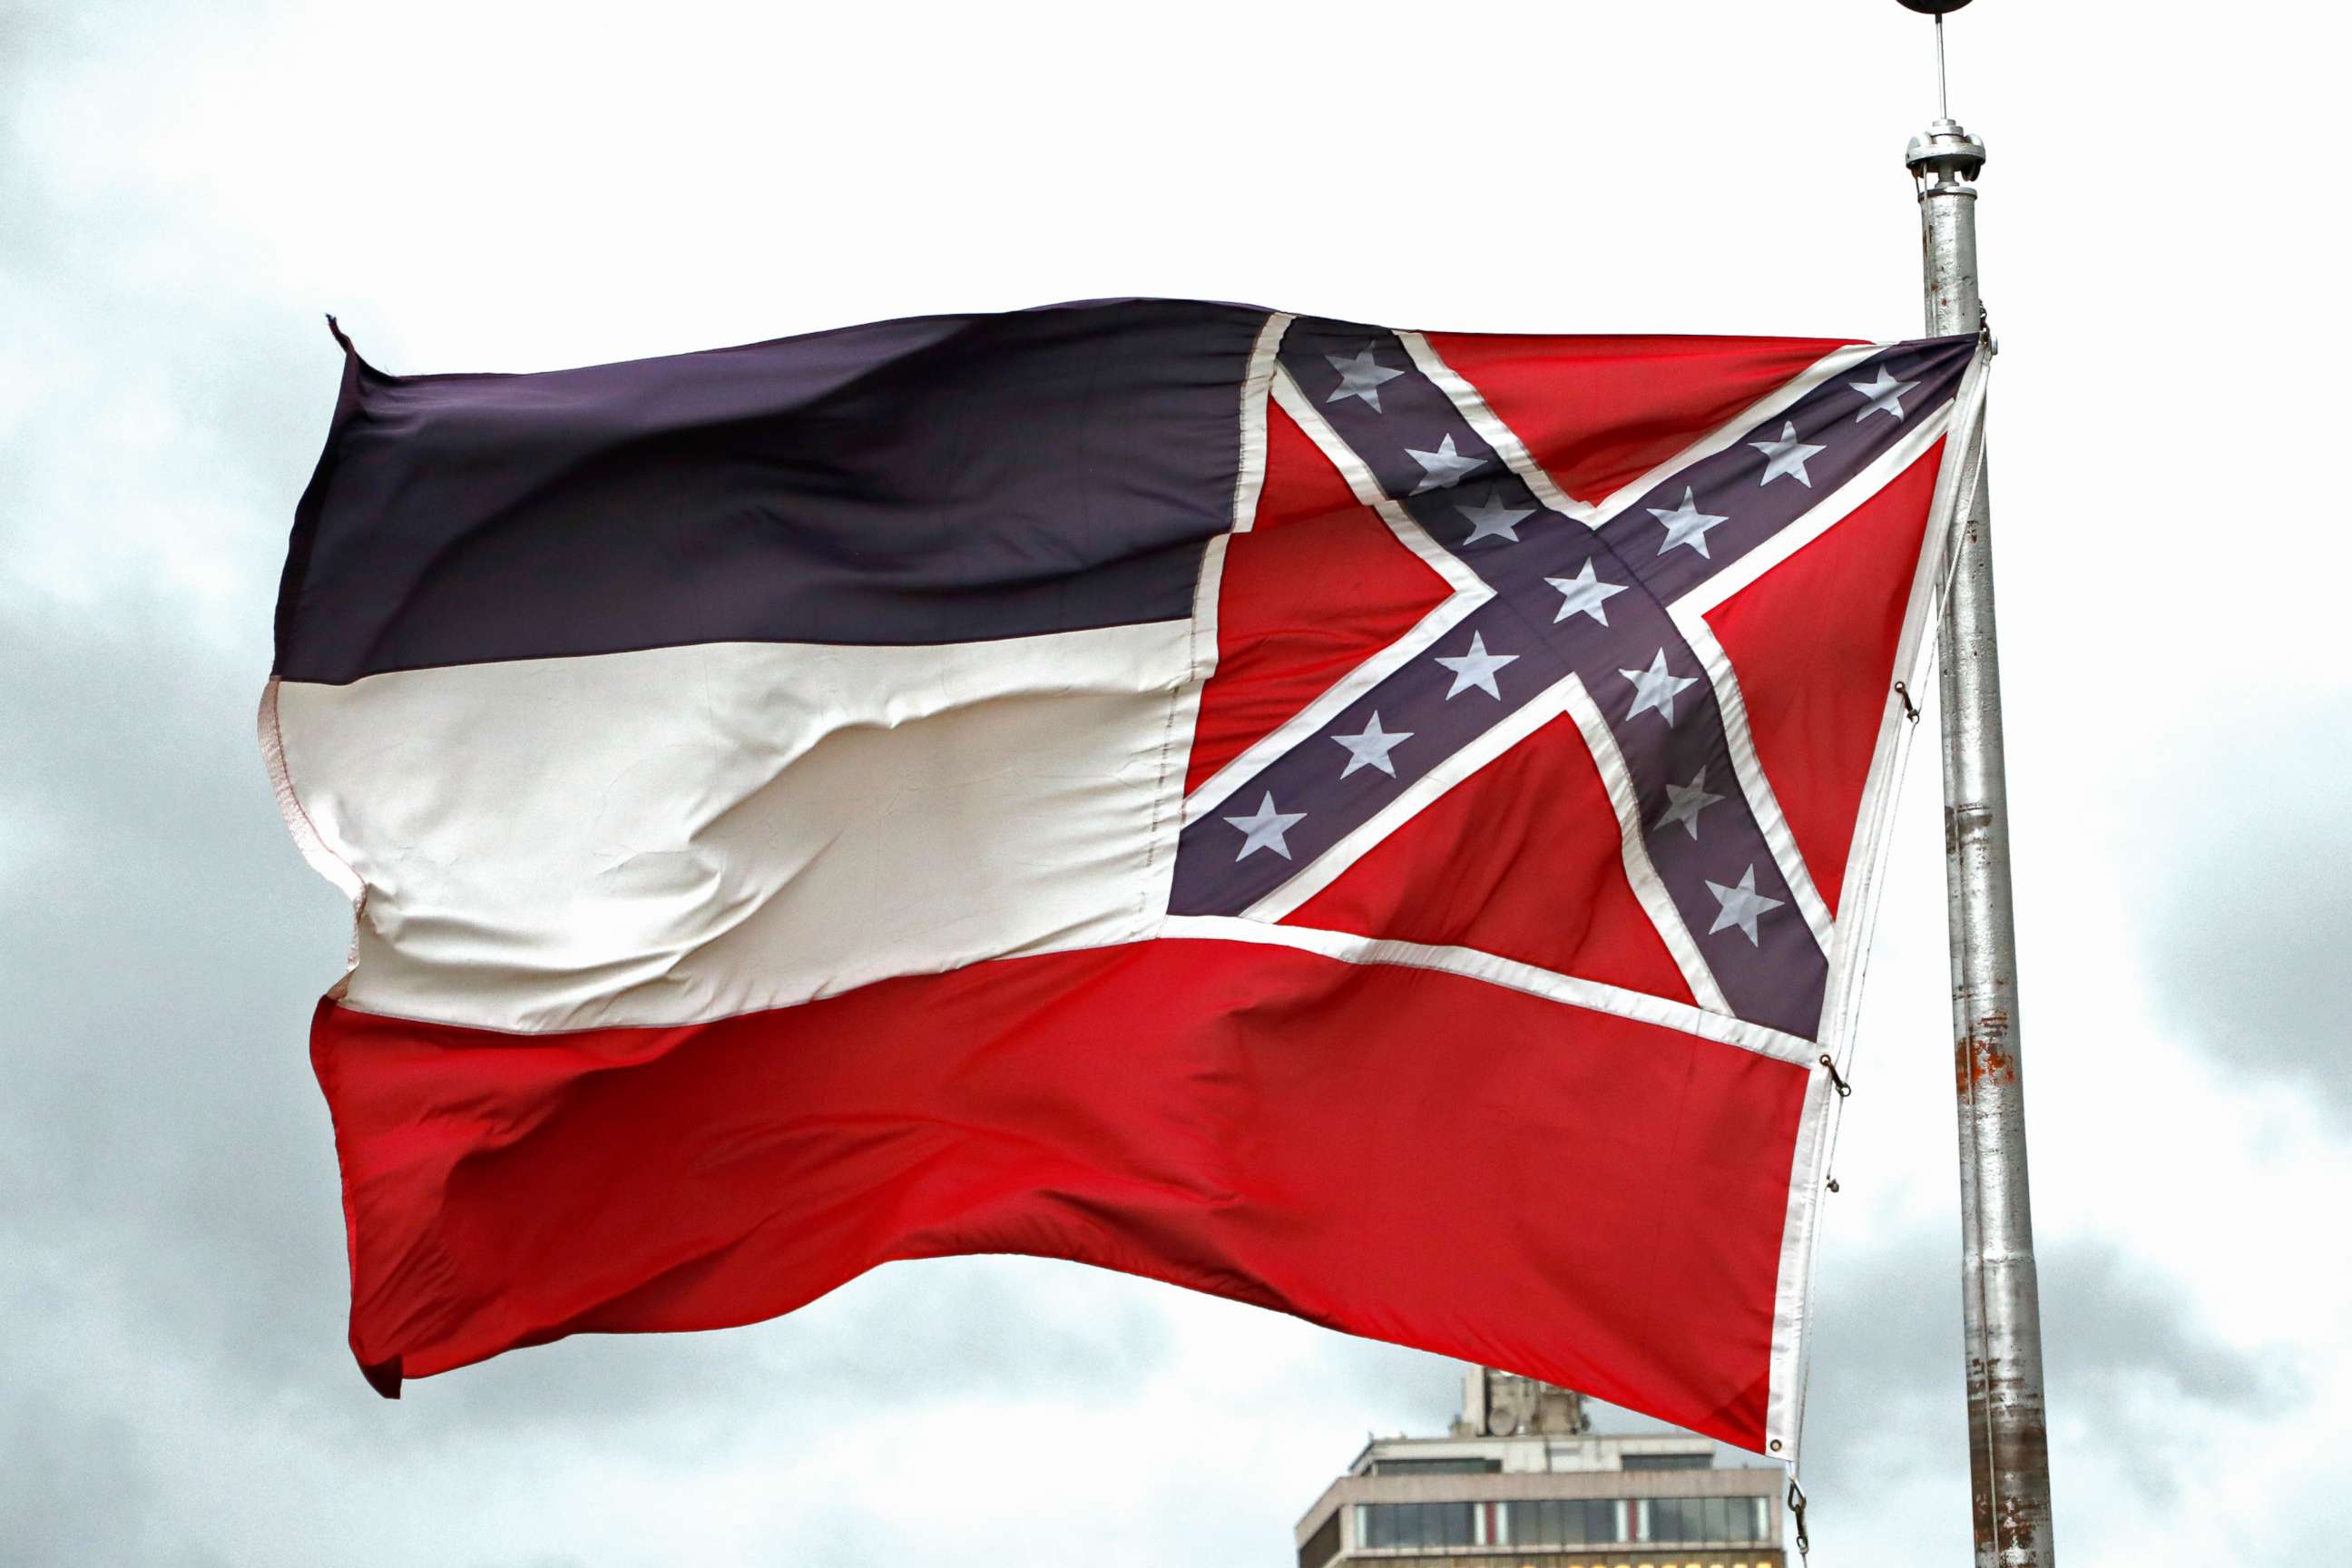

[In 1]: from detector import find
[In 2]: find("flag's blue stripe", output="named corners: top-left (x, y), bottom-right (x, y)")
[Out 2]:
top-left (275, 299), bottom-right (1271, 684)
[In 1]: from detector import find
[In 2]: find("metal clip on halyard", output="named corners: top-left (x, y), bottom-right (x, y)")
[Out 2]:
top-left (1818, 1054), bottom-right (1852, 1099)
top-left (1818, 1054), bottom-right (1853, 1191)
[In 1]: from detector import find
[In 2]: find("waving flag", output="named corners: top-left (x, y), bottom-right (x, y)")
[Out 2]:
top-left (264, 299), bottom-right (1985, 1455)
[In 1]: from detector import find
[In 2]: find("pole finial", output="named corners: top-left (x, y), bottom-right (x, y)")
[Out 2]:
top-left (1899, 0), bottom-right (1983, 193)
top-left (1906, 119), bottom-right (1986, 197)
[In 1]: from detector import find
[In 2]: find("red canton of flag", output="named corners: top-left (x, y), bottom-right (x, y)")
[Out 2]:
top-left (263, 301), bottom-right (1986, 1455)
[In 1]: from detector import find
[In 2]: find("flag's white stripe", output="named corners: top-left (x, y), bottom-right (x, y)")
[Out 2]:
top-left (1182, 369), bottom-right (1489, 825)
top-left (1158, 914), bottom-right (1815, 1068)
top-left (1668, 612), bottom-right (1836, 956)
top-left (1397, 329), bottom-right (1593, 523)
top-left (1586, 343), bottom-right (1888, 527)
top-left (1557, 673), bottom-right (1732, 1016)
top-left (1668, 402), bottom-right (1953, 620)
top-left (1238, 671), bottom-right (1583, 925)
top-left (271, 625), bottom-right (1199, 1035)
top-left (1227, 312), bottom-right (1294, 534)
top-left (1762, 340), bottom-right (1994, 1464)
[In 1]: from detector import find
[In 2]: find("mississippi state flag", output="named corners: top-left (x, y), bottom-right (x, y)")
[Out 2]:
top-left (264, 300), bottom-right (1985, 1455)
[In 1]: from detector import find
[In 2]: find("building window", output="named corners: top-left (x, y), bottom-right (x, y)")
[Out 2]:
top-left (1353, 1502), bottom-right (1477, 1549)
top-left (1498, 1498), bottom-right (1625, 1547)
top-left (1637, 1495), bottom-right (1771, 1544)
top-left (1622, 1454), bottom-right (1712, 1472)
top-left (1367, 1457), bottom-right (1503, 1476)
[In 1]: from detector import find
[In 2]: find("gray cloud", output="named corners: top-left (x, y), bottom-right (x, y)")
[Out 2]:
top-left (0, 1390), bottom-right (233, 1568)
top-left (1802, 1222), bottom-right (2290, 1507)
top-left (2135, 693), bottom-right (2352, 1122)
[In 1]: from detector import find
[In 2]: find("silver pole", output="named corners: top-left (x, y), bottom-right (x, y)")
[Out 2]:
top-left (1906, 78), bottom-right (2059, 1568)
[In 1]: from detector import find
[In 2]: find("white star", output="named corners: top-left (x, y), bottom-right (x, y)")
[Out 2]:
top-left (1749, 420), bottom-right (1827, 487)
top-left (1545, 559), bottom-right (1629, 625)
top-left (1657, 767), bottom-right (1727, 839)
top-left (1705, 864), bottom-right (1786, 944)
top-left (1848, 364), bottom-right (1922, 422)
top-left (1456, 486), bottom-right (1534, 545)
top-left (1326, 345), bottom-right (1405, 412)
top-left (1331, 711), bottom-right (1413, 778)
top-left (1224, 792), bottom-right (1305, 861)
top-left (1436, 631), bottom-right (1518, 701)
top-left (1406, 434), bottom-right (1486, 495)
top-left (1618, 647), bottom-right (1699, 725)
top-left (1647, 486), bottom-right (1730, 559)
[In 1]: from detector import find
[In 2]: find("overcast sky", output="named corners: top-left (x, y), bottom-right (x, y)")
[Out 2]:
top-left (5, 3), bottom-right (2347, 1563)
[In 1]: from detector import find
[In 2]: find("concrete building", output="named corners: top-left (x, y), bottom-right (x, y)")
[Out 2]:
top-left (1294, 1369), bottom-right (1786, 1568)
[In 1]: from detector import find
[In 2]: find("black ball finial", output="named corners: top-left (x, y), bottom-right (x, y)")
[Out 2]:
top-left (1897, 0), bottom-right (1973, 12)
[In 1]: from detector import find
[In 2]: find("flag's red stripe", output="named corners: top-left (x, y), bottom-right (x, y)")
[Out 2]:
top-left (1705, 440), bottom-right (1945, 914)
top-left (313, 940), bottom-right (1806, 1448)
top-left (1420, 332), bottom-right (1857, 505)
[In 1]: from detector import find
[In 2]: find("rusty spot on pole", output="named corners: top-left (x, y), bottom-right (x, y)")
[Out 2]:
top-left (1955, 1010), bottom-right (2015, 1091)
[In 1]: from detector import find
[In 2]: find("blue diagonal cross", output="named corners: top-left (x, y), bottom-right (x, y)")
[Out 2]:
top-left (1168, 318), bottom-right (1974, 1038)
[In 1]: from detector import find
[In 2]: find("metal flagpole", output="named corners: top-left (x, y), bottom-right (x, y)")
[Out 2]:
top-left (1895, 5), bottom-right (2056, 1567)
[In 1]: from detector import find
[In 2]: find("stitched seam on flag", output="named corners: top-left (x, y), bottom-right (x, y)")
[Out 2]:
top-left (1158, 311), bottom-right (1287, 919)
top-left (257, 678), bottom-right (365, 991)
top-left (1228, 311), bottom-right (1292, 535)
top-left (1140, 660), bottom-right (1186, 902)
top-left (1558, 674), bottom-right (1730, 1015)
top-left (1181, 369), bottom-right (1489, 825)
top-left (1157, 913), bottom-right (1813, 1066)
top-left (1188, 532), bottom-right (1230, 690)
top-left (1397, 330), bottom-right (1593, 524)
top-left (1150, 534), bottom-right (1230, 916)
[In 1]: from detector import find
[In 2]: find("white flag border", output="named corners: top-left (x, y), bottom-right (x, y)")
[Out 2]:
top-left (1764, 337), bottom-right (1993, 1460)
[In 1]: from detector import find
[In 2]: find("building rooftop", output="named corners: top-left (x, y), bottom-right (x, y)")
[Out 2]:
top-left (1295, 1370), bottom-right (1784, 1568)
